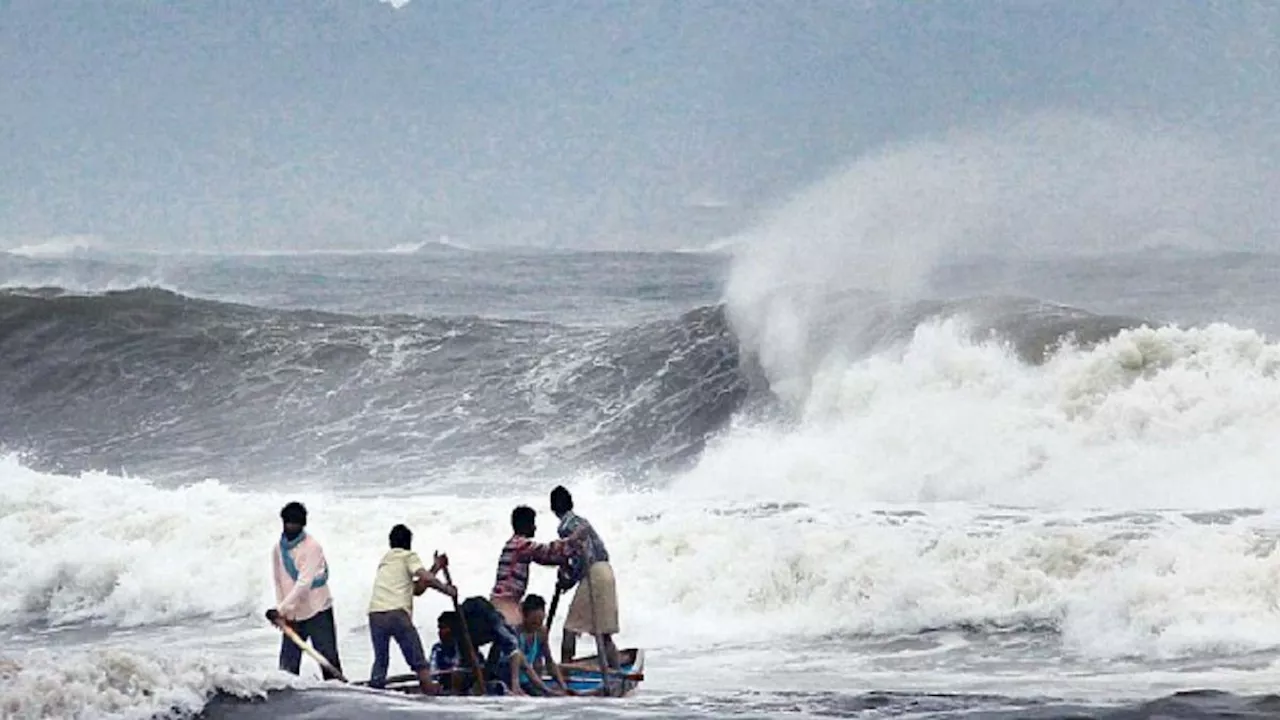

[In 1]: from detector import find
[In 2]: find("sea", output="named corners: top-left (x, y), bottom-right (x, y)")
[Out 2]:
top-left (7, 233), bottom-right (1280, 719)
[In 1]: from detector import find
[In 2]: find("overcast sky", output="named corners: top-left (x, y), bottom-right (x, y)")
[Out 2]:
top-left (1, 1), bottom-right (1276, 252)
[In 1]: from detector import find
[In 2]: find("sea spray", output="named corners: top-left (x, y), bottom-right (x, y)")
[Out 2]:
top-left (723, 113), bottom-right (1280, 405)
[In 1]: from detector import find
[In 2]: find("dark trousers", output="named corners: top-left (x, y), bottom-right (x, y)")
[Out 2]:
top-left (368, 609), bottom-right (428, 689)
top-left (278, 607), bottom-right (343, 681)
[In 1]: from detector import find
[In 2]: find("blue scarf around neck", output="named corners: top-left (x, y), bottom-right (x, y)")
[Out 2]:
top-left (280, 531), bottom-right (329, 589)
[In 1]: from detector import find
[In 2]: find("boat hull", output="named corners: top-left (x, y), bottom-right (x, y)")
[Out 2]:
top-left (359, 647), bottom-right (645, 698)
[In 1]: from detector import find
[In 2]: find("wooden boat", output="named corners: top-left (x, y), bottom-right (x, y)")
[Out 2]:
top-left (358, 648), bottom-right (645, 698)
top-left (552, 648), bottom-right (645, 697)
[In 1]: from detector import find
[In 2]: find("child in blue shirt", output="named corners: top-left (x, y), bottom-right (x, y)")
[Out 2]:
top-left (428, 611), bottom-right (471, 694)
top-left (507, 594), bottom-right (574, 696)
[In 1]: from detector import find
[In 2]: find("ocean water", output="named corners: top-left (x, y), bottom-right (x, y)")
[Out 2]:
top-left (8, 236), bottom-right (1280, 719)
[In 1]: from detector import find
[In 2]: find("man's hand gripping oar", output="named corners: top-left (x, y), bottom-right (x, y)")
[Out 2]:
top-left (265, 609), bottom-right (349, 683)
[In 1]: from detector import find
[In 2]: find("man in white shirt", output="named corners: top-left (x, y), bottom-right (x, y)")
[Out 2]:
top-left (367, 523), bottom-right (457, 693)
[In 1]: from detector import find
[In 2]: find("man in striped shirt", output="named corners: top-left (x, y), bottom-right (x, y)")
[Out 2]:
top-left (489, 505), bottom-right (584, 629)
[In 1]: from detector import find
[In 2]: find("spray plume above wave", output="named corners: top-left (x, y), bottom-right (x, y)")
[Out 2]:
top-left (723, 114), bottom-right (1280, 407)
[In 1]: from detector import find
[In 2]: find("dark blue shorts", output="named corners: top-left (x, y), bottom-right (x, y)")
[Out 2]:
top-left (368, 609), bottom-right (428, 686)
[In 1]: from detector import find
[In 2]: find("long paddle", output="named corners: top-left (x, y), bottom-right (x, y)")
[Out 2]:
top-left (271, 618), bottom-right (349, 683)
top-left (439, 561), bottom-right (486, 696)
top-left (546, 586), bottom-right (562, 631)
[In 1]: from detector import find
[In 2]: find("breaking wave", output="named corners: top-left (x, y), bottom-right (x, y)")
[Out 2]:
top-left (0, 284), bottom-right (1158, 487)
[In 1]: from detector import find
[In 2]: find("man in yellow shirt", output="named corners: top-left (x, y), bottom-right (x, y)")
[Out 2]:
top-left (367, 524), bottom-right (456, 693)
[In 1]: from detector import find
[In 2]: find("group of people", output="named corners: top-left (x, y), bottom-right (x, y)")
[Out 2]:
top-left (264, 485), bottom-right (620, 696)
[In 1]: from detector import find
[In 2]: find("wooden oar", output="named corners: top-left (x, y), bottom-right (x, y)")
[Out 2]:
top-left (354, 669), bottom-right (463, 687)
top-left (546, 586), bottom-right (562, 631)
top-left (542, 584), bottom-right (571, 695)
top-left (271, 618), bottom-right (349, 683)
top-left (440, 563), bottom-right (486, 696)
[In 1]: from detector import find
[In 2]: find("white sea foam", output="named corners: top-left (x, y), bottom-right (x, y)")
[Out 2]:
top-left (682, 318), bottom-right (1280, 509)
top-left (0, 645), bottom-right (301, 720)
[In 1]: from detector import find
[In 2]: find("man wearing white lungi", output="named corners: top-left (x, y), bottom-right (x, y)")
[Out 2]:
top-left (549, 485), bottom-right (619, 669)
